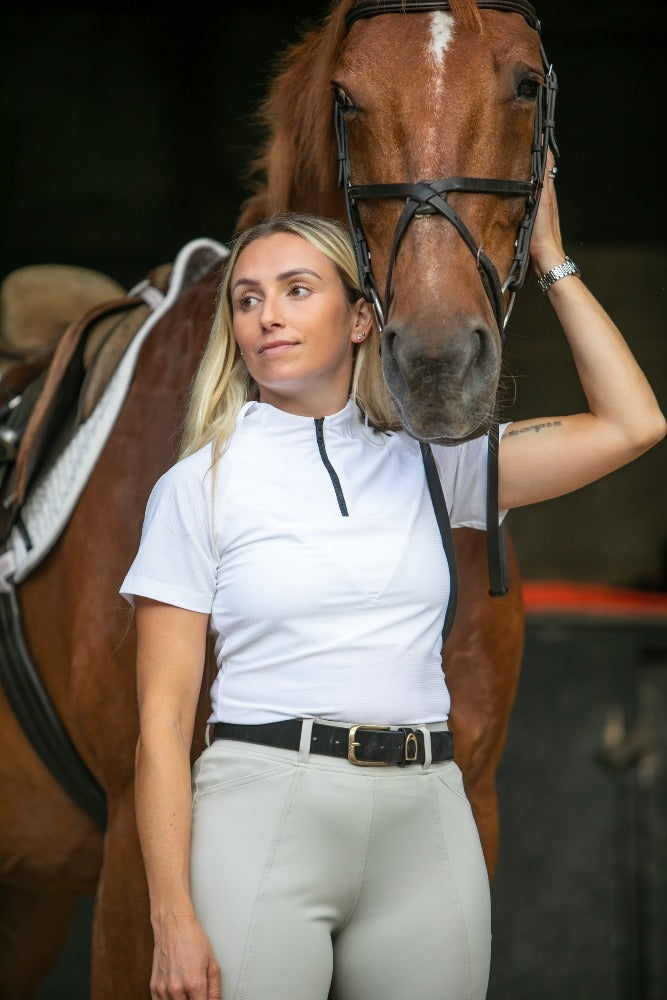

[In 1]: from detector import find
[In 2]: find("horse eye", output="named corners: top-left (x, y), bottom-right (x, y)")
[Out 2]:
top-left (332, 84), bottom-right (356, 111)
top-left (516, 75), bottom-right (541, 101)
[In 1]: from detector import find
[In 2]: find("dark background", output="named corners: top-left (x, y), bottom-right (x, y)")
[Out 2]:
top-left (2, 4), bottom-right (666, 999)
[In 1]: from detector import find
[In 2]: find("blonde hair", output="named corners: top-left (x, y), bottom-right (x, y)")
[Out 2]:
top-left (179, 212), bottom-right (400, 467)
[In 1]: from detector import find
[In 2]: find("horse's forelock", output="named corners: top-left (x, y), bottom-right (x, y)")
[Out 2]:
top-left (448, 0), bottom-right (483, 29)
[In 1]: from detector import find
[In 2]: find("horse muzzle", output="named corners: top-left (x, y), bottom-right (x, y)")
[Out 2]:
top-left (381, 316), bottom-right (501, 442)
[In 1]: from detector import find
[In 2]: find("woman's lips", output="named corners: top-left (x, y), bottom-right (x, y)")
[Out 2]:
top-left (259, 340), bottom-right (297, 355)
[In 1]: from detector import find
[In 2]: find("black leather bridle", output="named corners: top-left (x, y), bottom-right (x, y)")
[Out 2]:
top-left (335, 0), bottom-right (558, 597)
top-left (336, 0), bottom-right (558, 338)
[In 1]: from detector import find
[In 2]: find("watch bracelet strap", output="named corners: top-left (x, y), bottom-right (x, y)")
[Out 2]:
top-left (537, 256), bottom-right (581, 294)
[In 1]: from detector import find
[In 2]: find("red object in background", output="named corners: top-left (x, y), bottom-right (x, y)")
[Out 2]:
top-left (522, 580), bottom-right (667, 618)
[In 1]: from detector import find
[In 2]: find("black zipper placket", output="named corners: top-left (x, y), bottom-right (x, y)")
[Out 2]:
top-left (314, 418), bottom-right (349, 516)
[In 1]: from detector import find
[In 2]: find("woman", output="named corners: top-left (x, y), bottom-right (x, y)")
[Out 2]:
top-left (121, 157), bottom-right (665, 1000)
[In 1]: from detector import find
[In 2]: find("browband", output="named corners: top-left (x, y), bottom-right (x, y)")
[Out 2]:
top-left (346, 0), bottom-right (542, 34)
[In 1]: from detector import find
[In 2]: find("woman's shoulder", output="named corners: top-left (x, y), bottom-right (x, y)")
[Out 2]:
top-left (151, 442), bottom-right (215, 498)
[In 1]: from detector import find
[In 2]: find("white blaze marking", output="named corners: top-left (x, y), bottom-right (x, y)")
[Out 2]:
top-left (422, 13), bottom-right (455, 282)
top-left (429, 11), bottom-right (454, 87)
top-left (426, 13), bottom-right (454, 155)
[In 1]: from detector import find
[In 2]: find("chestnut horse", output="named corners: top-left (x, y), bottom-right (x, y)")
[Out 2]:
top-left (0, 1), bottom-right (555, 996)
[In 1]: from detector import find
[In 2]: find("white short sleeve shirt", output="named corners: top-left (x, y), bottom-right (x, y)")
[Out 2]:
top-left (120, 399), bottom-right (508, 725)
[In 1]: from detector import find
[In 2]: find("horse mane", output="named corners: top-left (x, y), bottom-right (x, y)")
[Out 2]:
top-left (236, 0), bottom-right (481, 230)
top-left (235, 2), bottom-right (352, 229)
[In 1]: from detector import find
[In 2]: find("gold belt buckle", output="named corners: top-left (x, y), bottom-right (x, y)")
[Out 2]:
top-left (347, 724), bottom-right (391, 766)
top-left (403, 730), bottom-right (418, 762)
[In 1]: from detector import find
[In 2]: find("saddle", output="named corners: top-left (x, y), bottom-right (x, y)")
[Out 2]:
top-left (0, 239), bottom-right (228, 556)
top-left (0, 262), bottom-right (126, 393)
top-left (0, 264), bottom-right (125, 465)
top-left (0, 262), bottom-right (167, 542)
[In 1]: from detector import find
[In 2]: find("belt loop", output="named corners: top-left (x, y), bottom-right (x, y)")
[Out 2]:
top-left (418, 726), bottom-right (432, 770)
top-left (298, 718), bottom-right (314, 762)
top-left (204, 723), bottom-right (212, 748)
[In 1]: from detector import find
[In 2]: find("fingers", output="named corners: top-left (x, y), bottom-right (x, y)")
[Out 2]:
top-left (529, 149), bottom-right (565, 273)
top-left (542, 148), bottom-right (558, 197)
top-left (545, 146), bottom-right (557, 178)
top-left (207, 954), bottom-right (222, 1000)
top-left (149, 944), bottom-right (221, 1000)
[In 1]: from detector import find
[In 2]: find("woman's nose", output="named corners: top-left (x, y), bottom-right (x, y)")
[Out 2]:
top-left (259, 292), bottom-right (284, 328)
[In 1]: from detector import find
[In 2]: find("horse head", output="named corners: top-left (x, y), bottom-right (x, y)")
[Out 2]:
top-left (237, 0), bottom-right (556, 444)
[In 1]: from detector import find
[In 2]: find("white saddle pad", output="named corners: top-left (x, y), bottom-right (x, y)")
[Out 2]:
top-left (1, 237), bottom-right (229, 587)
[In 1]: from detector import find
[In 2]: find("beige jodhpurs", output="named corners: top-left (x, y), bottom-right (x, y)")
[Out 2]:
top-left (190, 719), bottom-right (491, 1000)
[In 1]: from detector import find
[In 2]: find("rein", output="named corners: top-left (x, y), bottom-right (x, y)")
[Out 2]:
top-left (336, 0), bottom-right (558, 337)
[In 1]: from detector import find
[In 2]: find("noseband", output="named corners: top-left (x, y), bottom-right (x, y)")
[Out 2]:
top-left (335, 0), bottom-right (558, 338)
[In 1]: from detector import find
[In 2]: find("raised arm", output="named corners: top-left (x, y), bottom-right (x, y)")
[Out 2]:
top-left (498, 152), bottom-right (666, 511)
top-left (134, 597), bottom-right (221, 1000)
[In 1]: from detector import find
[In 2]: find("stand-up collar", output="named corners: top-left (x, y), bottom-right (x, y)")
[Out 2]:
top-left (237, 397), bottom-right (359, 438)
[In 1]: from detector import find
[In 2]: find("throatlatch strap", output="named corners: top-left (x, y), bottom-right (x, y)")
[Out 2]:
top-left (486, 421), bottom-right (509, 596)
top-left (421, 443), bottom-right (458, 643)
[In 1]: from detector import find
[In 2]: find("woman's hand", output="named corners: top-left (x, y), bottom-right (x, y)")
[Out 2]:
top-left (529, 148), bottom-right (566, 276)
top-left (150, 910), bottom-right (222, 1000)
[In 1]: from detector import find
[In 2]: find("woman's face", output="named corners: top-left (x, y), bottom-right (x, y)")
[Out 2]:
top-left (230, 232), bottom-right (370, 416)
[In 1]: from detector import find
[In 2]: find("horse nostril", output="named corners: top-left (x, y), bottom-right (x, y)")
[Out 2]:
top-left (450, 322), bottom-right (497, 386)
top-left (472, 323), bottom-right (496, 375)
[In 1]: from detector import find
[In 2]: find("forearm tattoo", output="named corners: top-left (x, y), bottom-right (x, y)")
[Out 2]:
top-left (506, 419), bottom-right (562, 437)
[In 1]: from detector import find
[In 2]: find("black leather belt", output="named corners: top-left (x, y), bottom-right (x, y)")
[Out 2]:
top-left (209, 719), bottom-right (454, 767)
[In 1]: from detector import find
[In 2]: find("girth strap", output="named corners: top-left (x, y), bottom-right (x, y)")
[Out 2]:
top-left (0, 584), bottom-right (107, 829)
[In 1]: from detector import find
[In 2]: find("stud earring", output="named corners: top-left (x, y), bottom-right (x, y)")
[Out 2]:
top-left (356, 331), bottom-right (365, 341)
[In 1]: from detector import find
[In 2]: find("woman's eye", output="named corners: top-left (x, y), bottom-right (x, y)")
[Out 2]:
top-left (288, 283), bottom-right (311, 298)
top-left (236, 293), bottom-right (259, 311)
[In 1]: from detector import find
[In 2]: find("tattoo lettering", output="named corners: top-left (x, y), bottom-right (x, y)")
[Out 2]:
top-left (506, 420), bottom-right (562, 437)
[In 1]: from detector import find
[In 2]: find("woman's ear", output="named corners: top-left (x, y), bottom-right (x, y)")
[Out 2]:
top-left (350, 298), bottom-right (373, 343)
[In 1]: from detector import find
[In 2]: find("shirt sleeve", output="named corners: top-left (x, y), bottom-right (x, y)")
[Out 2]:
top-left (119, 454), bottom-right (217, 612)
top-left (430, 422), bottom-right (510, 530)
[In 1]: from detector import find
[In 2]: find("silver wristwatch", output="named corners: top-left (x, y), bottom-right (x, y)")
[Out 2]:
top-left (537, 256), bottom-right (581, 294)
